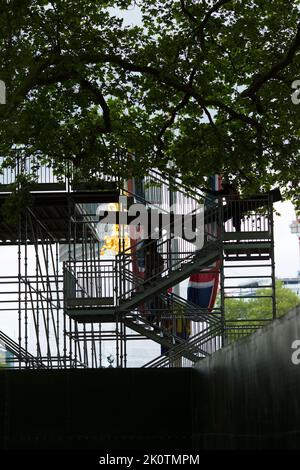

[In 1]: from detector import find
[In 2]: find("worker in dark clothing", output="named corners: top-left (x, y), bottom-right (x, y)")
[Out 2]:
top-left (144, 240), bottom-right (164, 282)
top-left (202, 182), bottom-right (241, 232)
top-left (144, 239), bottom-right (165, 325)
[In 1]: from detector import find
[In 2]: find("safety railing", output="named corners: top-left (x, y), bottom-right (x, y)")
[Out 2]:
top-left (116, 239), bottom-right (219, 305)
top-left (0, 330), bottom-right (47, 369)
top-left (139, 293), bottom-right (224, 368)
top-left (223, 319), bottom-right (271, 345)
top-left (63, 259), bottom-right (116, 307)
top-left (123, 293), bottom-right (222, 349)
top-left (146, 168), bottom-right (213, 208)
top-left (0, 156), bottom-right (67, 191)
top-left (0, 156), bottom-right (119, 193)
top-left (124, 311), bottom-right (193, 347)
top-left (162, 292), bottom-right (222, 323)
top-left (116, 199), bottom-right (219, 303)
top-left (71, 168), bottom-right (119, 191)
top-left (221, 195), bottom-right (272, 237)
top-left (149, 319), bottom-right (271, 369)
top-left (142, 320), bottom-right (223, 368)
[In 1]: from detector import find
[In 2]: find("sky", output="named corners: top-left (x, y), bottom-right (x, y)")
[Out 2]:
top-left (274, 201), bottom-right (299, 277)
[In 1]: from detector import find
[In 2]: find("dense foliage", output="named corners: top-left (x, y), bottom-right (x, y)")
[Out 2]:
top-left (1, 0), bottom-right (300, 204)
top-left (225, 281), bottom-right (300, 320)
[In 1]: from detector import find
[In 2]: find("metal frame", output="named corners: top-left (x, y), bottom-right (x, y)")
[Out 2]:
top-left (0, 158), bottom-right (277, 369)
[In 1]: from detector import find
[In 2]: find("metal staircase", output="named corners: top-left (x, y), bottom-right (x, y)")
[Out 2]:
top-left (65, 238), bottom-right (221, 321)
top-left (116, 240), bottom-right (221, 313)
top-left (123, 291), bottom-right (222, 361)
top-left (0, 330), bottom-right (47, 369)
top-left (132, 291), bottom-right (223, 367)
top-left (61, 165), bottom-right (279, 368)
top-left (142, 320), bottom-right (223, 368)
top-left (123, 315), bottom-right (200, 362)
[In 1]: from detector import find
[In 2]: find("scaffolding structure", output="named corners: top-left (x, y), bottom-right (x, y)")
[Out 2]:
top-left (0, 157), bottom-right (278, 369)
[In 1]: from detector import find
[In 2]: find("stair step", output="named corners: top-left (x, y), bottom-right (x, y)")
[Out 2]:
top-left (67, 308), bottom-right (116, 323)
top-left (222, 231), bottom-right (270, 241)
top-left (225, 255), bottom-right (270, 261)
top-left (224, 241), bottom-right (271, 251)
top-left (66, 297), bottom-right (115, 307)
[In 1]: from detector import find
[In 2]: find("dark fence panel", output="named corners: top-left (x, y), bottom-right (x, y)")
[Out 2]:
top-left (193, 305), bottom-right (300, 449)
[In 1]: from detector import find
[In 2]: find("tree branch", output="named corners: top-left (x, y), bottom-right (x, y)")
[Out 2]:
top-left (156, 92), bottom-right (191, 144)
top-left (197, 0), bottom-right (232, 49)
top-left (4, 58), bottom-right (54, 114)
top-left (204, 98), bottom-right (262, 131)
top-left (241, 22), bottom-right (300, 98)
top-left (156, 68), bottom-right (197, 154)
top-left (6, 51), bottom-right (262, 135)
top-left (79, 78), bottom-right (112, 133)
top-left (202, 104), bottom-right (232, 149)
top-left (180, 0), bottom-right (197, 23)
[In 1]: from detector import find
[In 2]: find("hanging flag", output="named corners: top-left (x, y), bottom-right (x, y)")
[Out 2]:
top-left (126, 155), bottom-right (146, 280)
top-left (187, 175), bottom-right (222, 313)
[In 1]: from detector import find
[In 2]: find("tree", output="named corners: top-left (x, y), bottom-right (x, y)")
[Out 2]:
top-left (0, 1), bottom-right (300, 206)
top-left (225, 281), bottom-right (300, 321)
top-left (223, 282), bottom-right (300, 344)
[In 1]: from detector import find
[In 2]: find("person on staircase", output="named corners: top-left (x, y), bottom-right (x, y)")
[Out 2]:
top-left (144, 239), bottom-right (165, 325)
top-left (202, 181), bottom-right (242, 233)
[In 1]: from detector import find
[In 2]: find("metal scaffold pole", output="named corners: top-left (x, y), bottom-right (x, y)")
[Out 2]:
top-left (270, 195), bottom-right (277, 320)
top-left (18, 213), bottom-right (22, 370)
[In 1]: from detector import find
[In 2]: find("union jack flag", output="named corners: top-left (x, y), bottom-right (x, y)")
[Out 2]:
top-left (187, 175), bottom-right (222, 312)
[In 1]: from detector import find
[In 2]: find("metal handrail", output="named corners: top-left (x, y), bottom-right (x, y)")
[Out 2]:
top-left (0, 156), bottom-right (67, 190)
top-left (161, 292), bottom-right (222, 324)
top-left (147, 168), bottom-right (212, 206)
top-left (117, 238), bottom-right (220, 303)
top-left (143, 322), bottom-right (223, 368)
top-left (0, 330), bottom-right (47, 368)
top-left (124, 313), bottom-right (192, 346)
